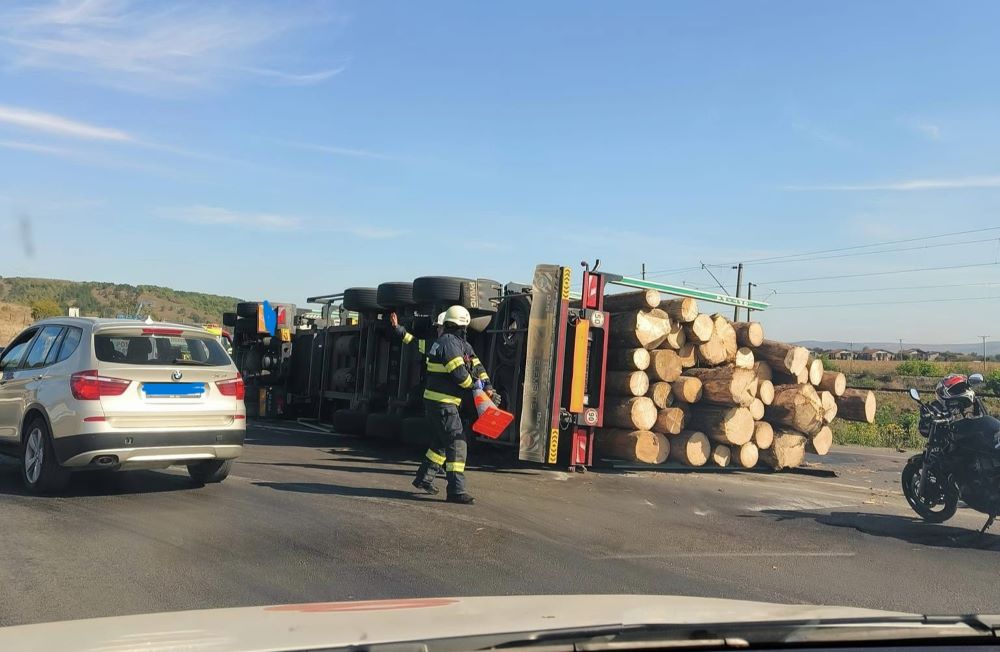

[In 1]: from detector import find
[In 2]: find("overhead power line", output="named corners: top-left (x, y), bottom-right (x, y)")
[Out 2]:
top-left (758, 261), bottom-right (999, 285)
top-left (726, 236), bottom-right (999, 267)
top-left (768, 294), bottom-right (1000, 310)
top-left (776, 281), bottom-right (1000, 295)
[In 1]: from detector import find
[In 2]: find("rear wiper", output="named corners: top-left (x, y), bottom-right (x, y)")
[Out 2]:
top-left (171, 358), bottom-right (212, 366)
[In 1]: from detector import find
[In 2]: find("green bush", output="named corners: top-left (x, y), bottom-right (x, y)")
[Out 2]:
top-left (896, 360), bottom-right (940, 376)
top-left (942, 362), bottom-right (973, 375)
top-left (820, 357), bottom-right (840, 372)
top-left (30, 298), bottom-right (62, 319)
top-left (985, 370), bottom-right (1000, 395)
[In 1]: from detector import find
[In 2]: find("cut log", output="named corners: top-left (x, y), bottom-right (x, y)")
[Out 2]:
top-left (648, 381), bottom-right (673, 409)
top-left (818, 371), bottom-right (847, 397)
top-left (820, 391), bottom-right (838, 423)
top-left (606, 370), bottom-right (650, 397)
top-left (734, 347), bottom-right (755, 370)
top-left (733, 321), bottom-right (764, 347)
top-left (662, 322), bottom-right (686, 349)
top-left (711, 444), bottom-right (731, 467)
top-left (752, 420), bottom-right (774, 450)
top-left (604, 396), bottom-right (657, 430)
top-left (711, 315), bottom-right (739, 362)
top-left (807, 425), bottom-right (833, 455)
top-left (753, 361), bottom-right (773, 382)
top-left (755, 340), bottom-right (809, 375)
top-left (757, 379), bottom-right (775, 406)
top-left (609, 310), bottom-right (672, 350)
top-left (773, 368), bottom-right (809, 385)
top-left (683, 367), bottom-right (756, 407)
top-left (660, 297), bottom-right (699, 323)
top-left (696, 334), bottom-right (727, 366)
top-left (608, 347), bottom-right (651, 371)
top-left (765, 384), bottom-right (825, 435)
top-left (595, 429), bottom-right (664, 464)
top-left (648, 349), bottom-right (682, 382)
top-left (676, 343), bottom-right (697, 368)
top-left (731, 442), bottom-right (759, 468)
top-left (602, 289), bottom-right (661, 312)
top-left (837, 389), bottom-right (876, 423)
top-left (684, 314), bottom-right (713, 343)
top-left (807, 358), bottom-right (824, 386)
top-left (653, 432), bottom-right (671, 464)
top-left (668, 430), bottom-right (710, 466)
top-left (671, 376), bottom-right (703, 403)
top-left (749, 397), bottom-right (765, 420)
top-left (652, 406), bottom-right (688, 435)
top-left (689, 405), bottom-right (754, 445)
top-left (758, 429), bottom-right (808, 469)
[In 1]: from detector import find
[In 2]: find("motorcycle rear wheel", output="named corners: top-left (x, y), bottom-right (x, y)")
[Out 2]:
top-left (901, 455), bottom-right (959, 523)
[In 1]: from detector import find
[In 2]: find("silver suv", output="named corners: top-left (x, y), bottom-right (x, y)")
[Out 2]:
top-left (0, 318), bottom-right (246, 493)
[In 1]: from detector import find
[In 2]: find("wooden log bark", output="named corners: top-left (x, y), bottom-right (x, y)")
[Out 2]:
top-left (752, 420), bottom-right (774, 450)
top-left (595, 429), bottom-right (665, 464)
top-left (818, 371), bottom-right (847, 396)
top-left (683, 367), bottom-right (756, 407)
top-left (662, 323), bottom-right (686, 349)
top-left (660, 297), bottom-right (699, 323)
top-left (608, 347), bottom-right (651, 371)
top-left (749, 398), bottom-right (765, 420)
top-left (753, 361), bottom-right (773, 382)
top-left (603, 289), bottom-right (661, 312)
top-left (668, 430), bottom-right (710, 466)
top-left (758, 429), bottom-right (807, 469)
top-left (676, 343), bottom-right (697, 368)
top-left (730, 442), bottom-right (759, 468)
top-left (689, 405), bottom-right (754, 445)
top-left (648, 381), bottom-right (673, 409)
top-left (820, 391), bottom-right (838, 423)
top-left (755, 340), bottom-right (809, 375)
top-left (765, 383), bottom-right (825, 435)
top-left (773, 368), bottom-right (809, 385)
top-left (648, 349), bottom-right (682, 382)
top-left (606, 370), bottom-right (650, 397)
top-left (684, 314), bottom-right (713, 343)
top-left (671, 376), bottom-right (703, 403)
top-left (807, 425), bottom-right (833, 455)
top-left (734, 347), bottom-right (755, 370)
top-left (807, 358), bottom-right (824, 386)
top-left (711, 444), bottom-right (731, 467)
top-left (652, 405), bottom-right (688, 435)
top-left (757, 379), bottom-right (775, 406)
top-left (609, 310), bottom-right (671, 350)
top-left (837, 389), bottom-right (876, 423)
top-left (733, 321), bottom-right (764, 347)
top-left (604, 396), bottom-right (657, 430)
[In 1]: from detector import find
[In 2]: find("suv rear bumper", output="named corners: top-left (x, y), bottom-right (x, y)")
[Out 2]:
top-left (53, 429), bottom-right (245, 469)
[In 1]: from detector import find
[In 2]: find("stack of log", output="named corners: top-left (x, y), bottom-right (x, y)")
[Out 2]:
top-left (594, 289), bottom-right (877, 470)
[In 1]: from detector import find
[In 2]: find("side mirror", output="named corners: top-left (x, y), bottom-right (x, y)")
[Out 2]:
top-left (908, 388), bottom-right (921, 402)
top-left (969, 373), bottom-right (985, 386)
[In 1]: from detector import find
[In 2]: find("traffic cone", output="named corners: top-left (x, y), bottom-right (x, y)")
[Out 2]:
top-left (471, 388), bottom-right (514, 439)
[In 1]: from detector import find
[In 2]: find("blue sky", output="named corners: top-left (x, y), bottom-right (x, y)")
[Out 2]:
top-left (2, 0), bottom-right (1000, 343)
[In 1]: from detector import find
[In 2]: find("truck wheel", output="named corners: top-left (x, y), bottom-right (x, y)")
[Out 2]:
top-left (366, 412), bottom-right (402, 440)
top-left (332, 409), bottom-right (368, 435)
top-left (188, 459), bottom-right (233, 485)
top-left (400, 416), bottom-right (431, 447)
top-left (342, 288), bottom-right (382, 313)
top-left (376, 282), bottom-right (416, 308)
top-left (236, 302), bottom-right (260, 318)
top-left (412, 276), bottom-right (472, 306)
top-left (495, 295), bottom-right (531, 365)
top-left (21, 417), bottom-right (70, 494)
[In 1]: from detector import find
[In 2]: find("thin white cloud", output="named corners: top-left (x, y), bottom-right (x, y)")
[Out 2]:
top-left (0, 104), bottom-right (131, 141)
top-left (336, 225), bottom-right (409, 239)
top-left (0, 139), bottom-right (80, 157)
top-left (281, 140), bottom-right (397, 161)
top-left (784, 176), bottom-right (1000, 191)
top-left (0, 0), bottom-right (345, 94)
top-left (163, 205), bottom-right (302, 231)
top-left (903, 117), bottom-right (942, 141)
top-left (791, 119), bottom-right (854, 150)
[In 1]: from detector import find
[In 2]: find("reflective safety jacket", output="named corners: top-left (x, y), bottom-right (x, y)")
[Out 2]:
top-left (394, 325), bottom-right (429, 355)
top-left (423, 332), bottom-right (491, 406)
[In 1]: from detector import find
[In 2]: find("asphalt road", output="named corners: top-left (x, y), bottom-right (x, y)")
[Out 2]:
top-left (0, 423), bottom-right (997, 627)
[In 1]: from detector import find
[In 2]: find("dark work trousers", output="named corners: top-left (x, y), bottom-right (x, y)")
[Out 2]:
top-left (415, 400), bottom-right (468, 495)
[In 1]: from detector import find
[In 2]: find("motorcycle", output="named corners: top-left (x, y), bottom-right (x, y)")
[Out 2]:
top-left (902, 373), bottom-right (1000, 533)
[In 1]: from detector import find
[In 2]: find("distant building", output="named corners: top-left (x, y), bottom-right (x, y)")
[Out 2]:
top-left (827, 349), bottom-right (856, 360)
top-left (860, 348), bottom-right (894, 361)
top-left (900, 348), bottom-right (939, 361)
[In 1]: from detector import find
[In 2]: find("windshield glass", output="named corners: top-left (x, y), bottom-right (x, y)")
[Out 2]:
top-left (95, 332), bottom-right (231, 366)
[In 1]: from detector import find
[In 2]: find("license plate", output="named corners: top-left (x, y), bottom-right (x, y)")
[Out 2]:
top-left (143, 382), bottom-right (206, 398)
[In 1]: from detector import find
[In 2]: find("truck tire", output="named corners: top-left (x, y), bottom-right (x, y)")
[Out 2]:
top-left (365, 412), bottom-right (402, 440)
top-left (399, 416), bottom-right (431, 447)
top-left (495, 295), bottom-right (531, 365)
top-left (376, 282), bottom-right (416, 308)
top-left (342, 288), bottom-right (382, 313)
top-left (412, 276), bottom-right (472, 306)
top-left (221, 312), bottom-right (238, 327)
top-left (236, 302), bottom-right (260, 318)
top-left (332, 408), bottom-right (368, 435)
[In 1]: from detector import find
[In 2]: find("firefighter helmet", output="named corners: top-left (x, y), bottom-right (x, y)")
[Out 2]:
top-left (436, 311), bottom-right (447, 326)
top-left (442, 305), bottom-right (471, 327)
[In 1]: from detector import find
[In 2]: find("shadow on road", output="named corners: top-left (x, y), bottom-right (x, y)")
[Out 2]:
top-left (252, 480), bottom-right (437, 502)
top-left (242, 461), bottom-right (416, 478)
top-left (764, 509), bottom-right (1000, 551)
top-left (0, 465), bottom-right (198, 497)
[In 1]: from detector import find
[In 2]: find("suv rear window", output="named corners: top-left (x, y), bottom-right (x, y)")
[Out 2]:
top-left (95, 332), bottom-right (231, 366)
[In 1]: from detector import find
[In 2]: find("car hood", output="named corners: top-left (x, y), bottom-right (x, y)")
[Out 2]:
top-left (0, 594), bottom-right (915, 652)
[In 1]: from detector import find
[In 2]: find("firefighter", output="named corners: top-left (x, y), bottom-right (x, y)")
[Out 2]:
top-left (412, 305), bottom-right (493, 504)
top-left (389, 311), bottom-right (444, 356)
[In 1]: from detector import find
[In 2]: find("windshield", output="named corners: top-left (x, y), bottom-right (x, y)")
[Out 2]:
top-left (1, 0), bottom-right (999, 646)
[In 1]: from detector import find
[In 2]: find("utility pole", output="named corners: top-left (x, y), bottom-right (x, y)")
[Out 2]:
top-left (980, 335), bottom-right (989, 373)
top-left (898, 338), bottom-right (903, 361)
top-left (746, 282), bottom-right (756, 322)
top-left (641, 263), bottom-right (646, 280)
top-left (732, 263), bottom-right (744, 321)
top-left (850, 341), bottom-right (854, 374)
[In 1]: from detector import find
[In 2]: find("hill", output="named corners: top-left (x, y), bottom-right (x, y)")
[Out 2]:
top-left (0, 277), bottom-right (242, 331)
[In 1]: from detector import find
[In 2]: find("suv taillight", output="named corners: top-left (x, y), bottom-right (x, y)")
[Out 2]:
top-left (216, 376), bottom-right (245, 400)
top-left (70, 370), bottom-right (131, 400)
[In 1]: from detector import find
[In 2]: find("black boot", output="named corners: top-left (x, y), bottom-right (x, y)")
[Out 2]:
top-left (412, 479), bottom-right (439, 495)
top-left (446, 493), bottom-right (475, 505)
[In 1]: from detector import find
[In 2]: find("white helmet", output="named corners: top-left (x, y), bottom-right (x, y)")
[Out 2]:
top-left (435, 311), bottom-right (447, 326)
top-left (442, 305), bottom-right (471, 327)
